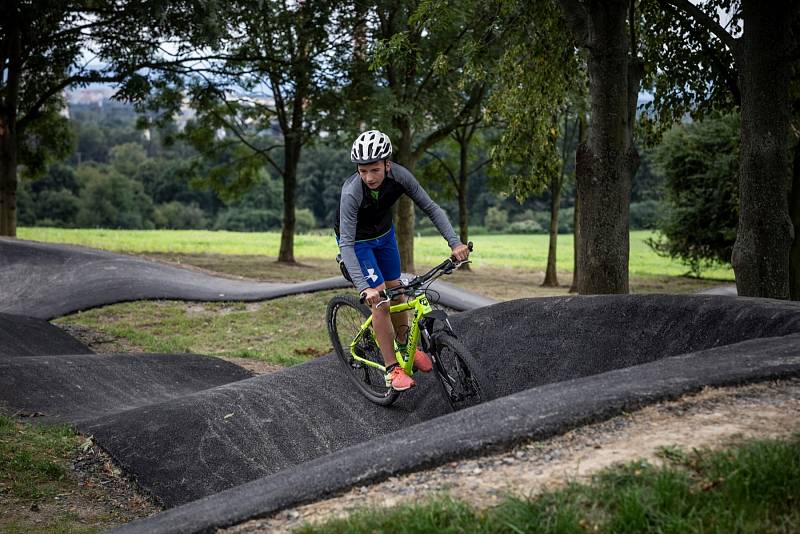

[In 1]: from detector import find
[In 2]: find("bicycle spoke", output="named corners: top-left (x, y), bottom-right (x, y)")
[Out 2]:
top-left (328, 295), bottom-right (397, 405)
top-left (432, 332), bottom-right (486, 410)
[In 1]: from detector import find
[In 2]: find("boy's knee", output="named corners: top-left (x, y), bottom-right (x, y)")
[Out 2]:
top-left (371, 303), bottom-right (389, 315)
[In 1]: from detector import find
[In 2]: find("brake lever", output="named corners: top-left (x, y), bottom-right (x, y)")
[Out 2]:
top-left (444, 259), bottom-right (471, 274)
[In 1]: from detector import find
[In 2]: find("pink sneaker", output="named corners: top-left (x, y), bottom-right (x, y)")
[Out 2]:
top-left (413, 349), bottom-right (432, 373)
top-left (385, 366), bottom-right (415, 391)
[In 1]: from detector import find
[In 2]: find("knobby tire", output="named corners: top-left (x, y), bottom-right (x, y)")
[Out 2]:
top-left (430, 331), bottom-right (487, 411)
top-left (326, 295), bottom-right (400, 406)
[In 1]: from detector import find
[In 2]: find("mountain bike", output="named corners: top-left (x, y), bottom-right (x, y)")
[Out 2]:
top-left (326, 243), bottom-right (487, 410)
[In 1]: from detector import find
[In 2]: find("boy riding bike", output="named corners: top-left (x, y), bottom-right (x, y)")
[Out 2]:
top-left (335, 129), bottom-right (470, 391)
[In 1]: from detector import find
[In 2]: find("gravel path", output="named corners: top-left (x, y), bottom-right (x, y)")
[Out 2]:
top-left (227, 378), bottom-right (800, 532)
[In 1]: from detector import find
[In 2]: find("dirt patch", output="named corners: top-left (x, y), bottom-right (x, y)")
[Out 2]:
top-left (226, 378), bottom-right (800, 532)
top-left (220, 357), bottom-right (284, 375)
top-left (55, 323), bottom-right (143, 354)
top-left (1, 435), bottom-right (160, 531)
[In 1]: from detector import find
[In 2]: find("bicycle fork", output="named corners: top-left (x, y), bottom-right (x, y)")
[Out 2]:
top-left (418, 313), bottom-right (462, 398)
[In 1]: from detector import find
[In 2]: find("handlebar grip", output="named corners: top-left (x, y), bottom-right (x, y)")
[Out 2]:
top-left (450, 241), bottom-right (474, 262)
top-left (360, 289), bottom-right (388, 305)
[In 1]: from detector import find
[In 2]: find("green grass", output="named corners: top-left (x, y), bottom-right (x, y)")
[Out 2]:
top-left (0, 414), bottom-right (104, 533)
top-left (297, 434), bottom-right (800, 533)
top-left (17, 227), bottom-right (734, 280)
top-left (0, 413), bottom-right (153, 533)
top-left (54, 290), bottom-right (342, 366)
top-left (0, 415), bottom-right (74, 501)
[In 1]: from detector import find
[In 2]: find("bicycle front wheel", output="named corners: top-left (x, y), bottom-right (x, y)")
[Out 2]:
top-left (431, 331), bottom-right (488, 411)
top-left (326, 295), bottom-right (400, 406)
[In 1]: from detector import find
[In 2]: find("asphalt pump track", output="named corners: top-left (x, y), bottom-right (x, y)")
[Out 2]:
top-left (1, 238), bottom-right (798, 533)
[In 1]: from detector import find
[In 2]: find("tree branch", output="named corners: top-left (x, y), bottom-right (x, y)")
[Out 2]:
top-left (412, 83), bottom-right (486, 160)
top-left (17, 72), bottom-right (125, 132)
top-left (660, 1), bottom-right (740, 103)
top-left (661, 0), bottom-right (740, 57)
top-left (468, 157), bottom-right (491, 177)
top-left (209, 106), bottom-right (285, 178)
top-left (426, 150), bottom-right (458, 189)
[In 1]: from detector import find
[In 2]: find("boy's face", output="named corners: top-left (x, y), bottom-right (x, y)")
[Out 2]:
top-left (357, 160), bottom-right (391, 189)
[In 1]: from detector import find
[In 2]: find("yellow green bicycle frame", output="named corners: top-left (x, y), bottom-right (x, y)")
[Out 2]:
top-left (349, 293), bottom-right (434, 376)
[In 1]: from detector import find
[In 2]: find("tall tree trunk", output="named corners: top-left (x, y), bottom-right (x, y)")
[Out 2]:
top-left (457, 135), bottom-right (470, 271)
top-left (789, 141), bottom-right (800, 300)
top-left (278, 139), bottom-right (300, 263)
top-left (393, 121), bottom-right (416, 272)
top-left (0, 116), bottom-right (18, 238)
top-left (569, 191), bottom-right (580, 292)
top-left (0, 17), bottom-right (21, 238)
top-left (570, 111), bottom-right (588, 293)
top-left (542, 174), bottom-right (561, 287)
top-left (544, 112), bottom-right (572, 288)
top-left (731, 0), bottom-right (793, 299)
top-left (576, 0), bottom-right (640, 294)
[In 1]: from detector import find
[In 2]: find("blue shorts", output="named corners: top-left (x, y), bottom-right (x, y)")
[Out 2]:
top-left (340, 227), bottom-right (402, 289)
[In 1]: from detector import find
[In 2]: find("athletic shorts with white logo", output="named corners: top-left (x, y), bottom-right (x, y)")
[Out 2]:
top-left (345, 226), bottom-right (402, 289)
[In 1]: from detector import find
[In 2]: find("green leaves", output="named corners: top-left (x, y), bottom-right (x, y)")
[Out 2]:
top-left (638, 0), bottom-right (741, 145)
top-left (486, 0), bottom-right (582, 201)
top-left (647, 113), bottom-right (741, 274)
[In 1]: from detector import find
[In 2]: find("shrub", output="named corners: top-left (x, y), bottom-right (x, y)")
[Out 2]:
top-left (213, 208), bottom-right (281, 232)
top-left (507, 219), bottom-right (544, 234)
top-left (75, 165), bottom-right (154, 229)
top-left (35, 189), bottom-right (81, 227)
top-left (154, 202), bottom-right (208, 229)
top-left (295, 208), bottom-right (317, 233)
top-left (629, 200), bottom-right (663, 230)
top-left (484, 206), bottom-right (509, 232)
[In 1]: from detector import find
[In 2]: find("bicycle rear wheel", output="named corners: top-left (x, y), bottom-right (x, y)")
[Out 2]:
top-left (430, 331), bottom-right (487, 411)
top-left (326, 295), bottom-right (400, 406)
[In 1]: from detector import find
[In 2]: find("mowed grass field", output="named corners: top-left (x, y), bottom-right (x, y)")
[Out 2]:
top-left (15, 226), bottom-right (734, 369)
top-left (18, 227), bottom-right (734, 279)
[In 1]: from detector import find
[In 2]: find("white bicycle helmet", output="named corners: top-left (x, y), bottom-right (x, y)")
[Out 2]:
top-left (350, 130), bottom-right (392, 164)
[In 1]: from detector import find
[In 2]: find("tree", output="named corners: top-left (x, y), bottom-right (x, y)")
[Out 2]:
top-left (648, 113), bottom-right (740, 274)
top-left (418, 115), bottom-right (493, 270)
top-left (555, 0), bottom-right (643, 294)
top-left (356, 0), bottom-right (499, 272)
top-left (542, 109), bottom-right (581, 287)
top-left (485, 0), bottom-right (581, 288)
top-left (791, 141), bottom-right (800, 299)
top-left (643, 0), bottom-right (798, 298)
top-left (75, 164), bottom-right (154, 229)
top-left (0, 1), bottom-right (216, 236)
top-left (569, 107), bottom-right (588, 293)
top-left (148, 0), bottom-right (345, 262)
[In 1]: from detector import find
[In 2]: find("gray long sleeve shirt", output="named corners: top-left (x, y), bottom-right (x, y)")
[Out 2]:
top-left (335, 162), bottom-right (460, 292)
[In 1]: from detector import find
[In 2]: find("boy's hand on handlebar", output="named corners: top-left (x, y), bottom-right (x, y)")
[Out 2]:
top-left (451, 243), bottom-right (470, 262)
top-left (360, 287), bottom-right (385, 306)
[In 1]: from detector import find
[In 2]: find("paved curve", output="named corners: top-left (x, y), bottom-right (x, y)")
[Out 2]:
top-left (0, 312), bottom-right (93, 358)
top-left (5, 293), bottom-right (799, 513)
top-left (115, 333), bottom-right (800, 534)
top-left (0, 352), bottom-right (253, 424)
top-left (93, 295), bottom-right (800, 508)
top-left (0, 238), bottom-right (494, 319)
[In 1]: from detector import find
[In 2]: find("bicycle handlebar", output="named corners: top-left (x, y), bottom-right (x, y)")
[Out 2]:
top-left (359, 241), bottom-right (473, 306)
